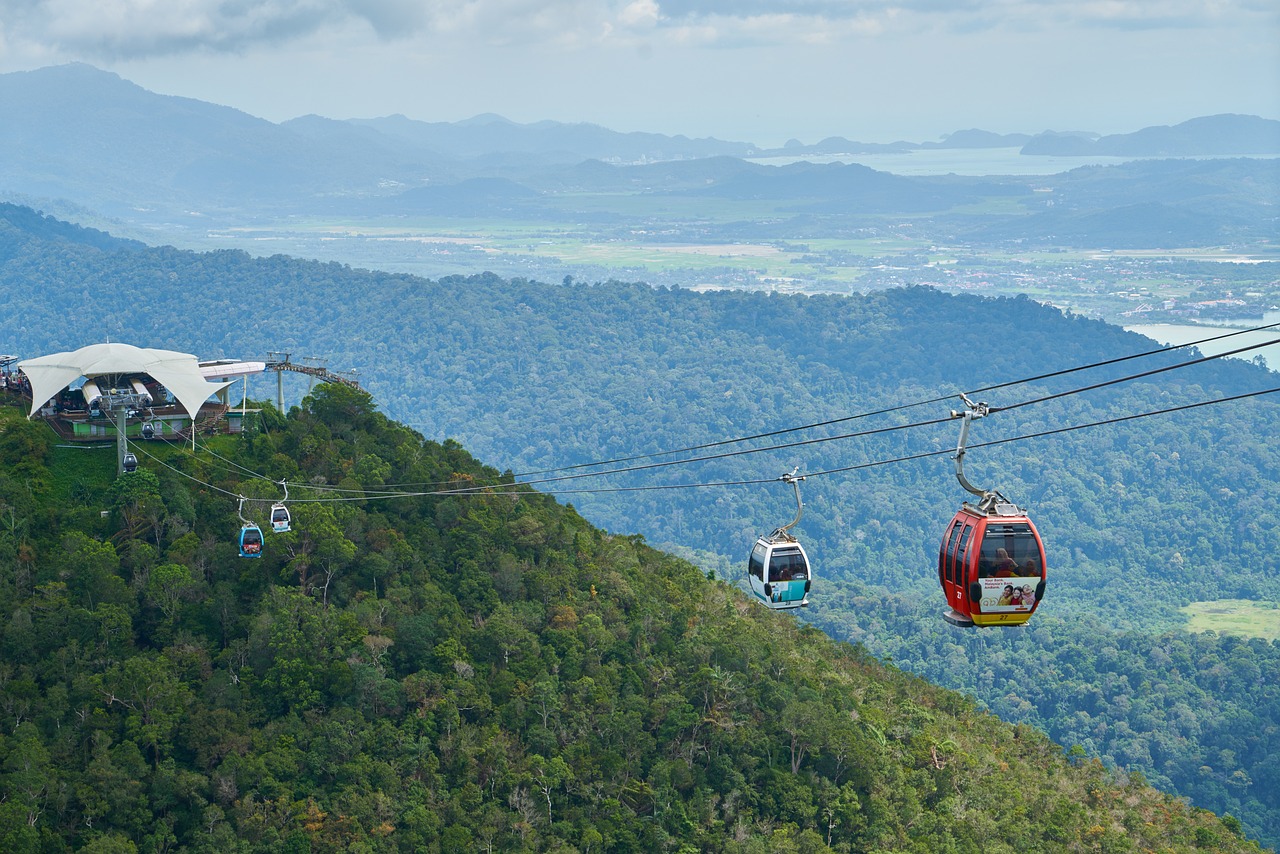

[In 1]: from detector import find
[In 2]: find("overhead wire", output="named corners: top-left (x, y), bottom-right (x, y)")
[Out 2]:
top-left (129, 442), bottom-right (244, 500)
top-left (124, 328), bottom-right (1280, 507)
top-left (252, 320), bottom-right (1279, 492)
top-left (992, 334), bottom-right (1280, 414)
top-left (136, 382), bottom-right (1280, 504)
top-left (433, 333), bottom-right (1280, 495)
top-left (502, 320), bottom-right (1280, 478)
top-left (802, 385), bottom-right (1280, 481)
top-left (424, 384), bottom-right (1280, 497)
top-left (157, 433), bottom-right (469, 497)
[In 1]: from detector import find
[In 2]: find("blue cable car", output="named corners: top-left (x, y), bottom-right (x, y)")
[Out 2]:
top-left (748, 535), bottom-right (811, 609)
top-left (236, 497), bottom-right (264, 558)
top-left (239, 523), bottom-right (264, 558)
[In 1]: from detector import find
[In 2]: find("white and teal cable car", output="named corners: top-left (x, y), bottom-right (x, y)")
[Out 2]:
top-left (747, 470), bottom-right (812, 610)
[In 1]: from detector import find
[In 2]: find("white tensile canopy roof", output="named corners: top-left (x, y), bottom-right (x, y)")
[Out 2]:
top-left (18, 343), bottom-right (234, 420)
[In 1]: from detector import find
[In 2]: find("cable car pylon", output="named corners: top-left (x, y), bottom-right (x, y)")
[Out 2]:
top-left (938, 394), bottom-right (1046, 628)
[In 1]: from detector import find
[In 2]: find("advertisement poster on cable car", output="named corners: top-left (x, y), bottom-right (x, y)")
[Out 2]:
top-left (977, 577), bottom-right (1038, 612)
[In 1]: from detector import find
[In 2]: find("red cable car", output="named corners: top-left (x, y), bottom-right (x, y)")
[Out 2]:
top-left (939, 395), bottom-right (1046, 628)
top-left (939, 503), bottom-right (1045, 627)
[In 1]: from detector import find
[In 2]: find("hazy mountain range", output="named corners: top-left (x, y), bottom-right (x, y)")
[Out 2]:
top-left (0, 62), bottom-right (1276, 229)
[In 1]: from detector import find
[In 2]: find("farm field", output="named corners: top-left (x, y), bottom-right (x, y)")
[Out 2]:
top-left (1181, 599), bottom-right (1280, 641)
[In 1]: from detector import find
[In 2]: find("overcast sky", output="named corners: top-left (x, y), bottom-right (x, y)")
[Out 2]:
top-left (1, 0), bottom-right (1277, 146)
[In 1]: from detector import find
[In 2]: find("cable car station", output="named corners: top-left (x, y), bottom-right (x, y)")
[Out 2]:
top-left (14, 343), bottom-right (265, 447)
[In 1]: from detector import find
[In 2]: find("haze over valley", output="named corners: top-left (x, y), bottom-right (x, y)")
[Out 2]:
top-left (3, 64), bottom-right (1277, 330)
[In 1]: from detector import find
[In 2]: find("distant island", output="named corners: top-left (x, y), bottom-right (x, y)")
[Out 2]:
top-left (765, 114), bottom-right (1280, 158)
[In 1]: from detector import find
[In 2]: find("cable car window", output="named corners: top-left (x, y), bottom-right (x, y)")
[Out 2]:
top-left (955, 523), bottom-right (973, 573)
top-left (749, 544), bottom-right (766, 581)
top-left (979, 523), bottom-right (1041, 577)
top-left (768, 548), bottom-right (807, 582)
top-left (943, 520), bottom-right (964, 584)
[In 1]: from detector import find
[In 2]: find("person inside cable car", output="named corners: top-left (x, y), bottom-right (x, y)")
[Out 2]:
top-left (769, 551), bottom-right (806, 582)
top-left (993, 548), bottom-right (1018, 576)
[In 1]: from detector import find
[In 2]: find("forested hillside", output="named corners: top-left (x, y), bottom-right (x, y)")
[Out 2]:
top-left (1, 204), bottom-right (1278, 846)
top-left (0, 391), bottom-right (1260, 852)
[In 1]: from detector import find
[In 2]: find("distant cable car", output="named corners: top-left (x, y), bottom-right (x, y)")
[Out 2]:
top-left (236, 497), bottom-right (264, 558)
top-left (141, 422), bottom-right (155, 439)
top-left (747, 470), bottom-right (812, 610)
top-left (939, 395), bottom-right (1046, 628)
top-left (122, 452), bottom-right (138, 473)
top-left (270, 503), bottom-right (291, 533)
top-left (269, 481), bottom-right (291, 533)
top-left (239, 524), bottom-right (264, 558)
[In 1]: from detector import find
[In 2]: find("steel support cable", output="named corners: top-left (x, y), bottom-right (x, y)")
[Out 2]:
top-left (224, 321), bottom-right (1280, 491)
top-left (191, 440), bottom-right (272, 480)
top-left (129, 443), bottom-right (244, 499)
top-left (436, 414), bottom-right (959, 495)
top-left (181, 438), bottom-right (466, 496)
top-left (431, 335), bottom-right (1280, 496)
top-left (131, 441), bottom-right (446, 505)
top-left (499, 320), bottom-right (1280, 478)
top-left (801, 385), bottom-right (1280, 481)
top-left (990, 335), bottom-right (1280, 415)
top-left (129, 333), bottom-right (1280, 503)
top-left (431, 385), bottom-right (1280, 497)
top-left (133, 385), bottom-right (1280, 503)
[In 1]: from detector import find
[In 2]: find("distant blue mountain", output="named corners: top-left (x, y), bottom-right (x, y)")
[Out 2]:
top-left (345, 113), bottom-right (756, 162)
top-left (1022, 115), bottom-right (1280, 156)
top-left (0, 62), bottom-right (1273, 244)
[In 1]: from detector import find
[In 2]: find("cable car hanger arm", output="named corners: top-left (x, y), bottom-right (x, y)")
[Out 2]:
top-left (771, 467), bottom-right (806, 539)
top-left (950, 393), bottom-right (989, 500)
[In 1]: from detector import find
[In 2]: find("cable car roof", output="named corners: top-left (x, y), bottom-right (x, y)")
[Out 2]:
top-left (19, 342), bottom-right (234, 422)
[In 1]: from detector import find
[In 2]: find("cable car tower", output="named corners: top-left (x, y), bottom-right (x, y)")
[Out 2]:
top-left (101, 387), bottom-right (152, 475)
top-left (264, 352), bottom-right (360, 412)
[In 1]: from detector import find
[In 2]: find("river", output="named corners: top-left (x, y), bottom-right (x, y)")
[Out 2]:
top-left (1126, 311), bottom-right (1280, 372)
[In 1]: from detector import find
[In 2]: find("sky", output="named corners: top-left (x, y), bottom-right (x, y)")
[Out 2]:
top-left (0, 0), bottom-right (1277, 147)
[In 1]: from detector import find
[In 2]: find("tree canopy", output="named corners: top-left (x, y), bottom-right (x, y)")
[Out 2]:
top-left (0, 390), bottom-right (1265, 852)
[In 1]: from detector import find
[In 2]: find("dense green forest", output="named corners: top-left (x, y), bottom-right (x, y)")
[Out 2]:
top-left (1, 204), bottom-right (1279, 847)
top-left (1, 390), bottom-right (1262, 852)
top-left (807, 592), bottom-right (1280, 841)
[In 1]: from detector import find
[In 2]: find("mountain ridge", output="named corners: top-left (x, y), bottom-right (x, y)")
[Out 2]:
top-left (0, 63), bottom-right (1274, 230)
top-left (0, 377), bottom-right (1266, 852)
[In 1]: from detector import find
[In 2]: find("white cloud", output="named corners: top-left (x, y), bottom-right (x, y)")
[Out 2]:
top-left (619, 0), bottom-right (661, 28)
top-left (0, 0), bottom-right (1272, 61)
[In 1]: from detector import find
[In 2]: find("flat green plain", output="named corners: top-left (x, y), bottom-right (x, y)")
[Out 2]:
top-left (1181, 599), bottom-right (1280, 640)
